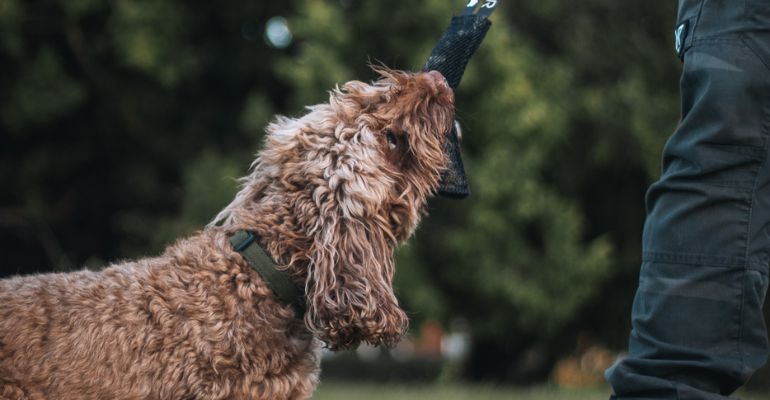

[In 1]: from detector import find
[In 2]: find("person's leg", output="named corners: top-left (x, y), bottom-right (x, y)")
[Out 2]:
top-left (606, 1), bottom-right (770, 399)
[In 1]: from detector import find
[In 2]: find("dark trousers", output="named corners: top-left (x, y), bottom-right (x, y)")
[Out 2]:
top-left (606, 1), bottom-right (770, 399)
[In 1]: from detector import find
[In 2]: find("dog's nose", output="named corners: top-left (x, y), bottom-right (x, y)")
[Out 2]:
top-left (426, 70), bottom-right (450, 91)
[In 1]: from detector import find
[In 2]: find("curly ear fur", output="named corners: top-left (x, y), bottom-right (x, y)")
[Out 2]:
top-left (304, 216), bottom-right (407, 350)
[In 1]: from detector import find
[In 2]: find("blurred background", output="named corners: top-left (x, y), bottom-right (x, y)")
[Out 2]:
top-left (1, 0), bottom-right (768, 398)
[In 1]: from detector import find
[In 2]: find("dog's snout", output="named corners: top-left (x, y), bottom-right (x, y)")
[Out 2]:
top-left (426, 70), bottom-right (450, 91)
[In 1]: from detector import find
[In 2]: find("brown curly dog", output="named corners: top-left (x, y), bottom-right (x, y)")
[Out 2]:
top-left (0, 68), bottom-right (455, 399)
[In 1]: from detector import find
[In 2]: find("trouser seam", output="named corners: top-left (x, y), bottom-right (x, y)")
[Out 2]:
top-left (738, 38), bottom-right (770, 384)
top-left (690, 0), bottom-right (706, 44)
top-left (737, 269), bottom-right (749, 385)
top-left (643, 251), bottom-right (746, 269)
top-left (678, 0), bottom-right (706, 57)
top-left (739, 33), bottom-right (770, 74)
top-left (642, 253), bottom-right (769, 275)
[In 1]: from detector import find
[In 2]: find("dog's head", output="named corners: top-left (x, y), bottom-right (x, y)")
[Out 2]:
top-left (228, 67), bottom-right (454, 350)
top-left (320, 67), bottom-right (456, 241)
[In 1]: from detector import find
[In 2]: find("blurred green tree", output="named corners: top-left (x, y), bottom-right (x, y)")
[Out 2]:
top-left (0, 0), bottom-right (292, 262)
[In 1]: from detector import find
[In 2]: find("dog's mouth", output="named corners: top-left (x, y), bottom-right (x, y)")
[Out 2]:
top-left (437, 120), bottom-right (470, 198)
top-left (424, 5), bottom-right (499, 199)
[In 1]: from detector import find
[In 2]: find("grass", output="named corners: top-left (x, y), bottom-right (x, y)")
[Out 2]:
top-left (312, 382), bottom-right (767, 400)
top-left (314, 382), bottom-right (608, 400)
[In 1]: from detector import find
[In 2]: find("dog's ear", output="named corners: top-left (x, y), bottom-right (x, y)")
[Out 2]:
top-left (335, 80), bottom-right (384, 111)
top-left (369, 63), bottom-right (404, 83)
top-left (333, 66), bottom-right (406, 110)
top-left (303, 215), bottom-right (408, 350)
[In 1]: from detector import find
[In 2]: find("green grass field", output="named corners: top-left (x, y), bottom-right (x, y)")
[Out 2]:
top-left (312, 382), bottom-right (766, 400)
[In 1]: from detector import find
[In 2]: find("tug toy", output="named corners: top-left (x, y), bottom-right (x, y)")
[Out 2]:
top-left (424, 0), bottom-right (499, 198)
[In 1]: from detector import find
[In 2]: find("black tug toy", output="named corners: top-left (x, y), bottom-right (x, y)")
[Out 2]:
top-left (424, 0), bottom-right (499, 198)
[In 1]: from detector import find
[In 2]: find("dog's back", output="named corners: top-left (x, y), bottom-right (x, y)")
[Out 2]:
top-left (0, 232), bottom-right (319, 399)
top-left (0, 261), bottom-right (183, 399)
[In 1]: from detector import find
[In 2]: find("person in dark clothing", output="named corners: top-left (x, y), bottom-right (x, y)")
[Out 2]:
top-left (605, 1), bottom-right (770, 399)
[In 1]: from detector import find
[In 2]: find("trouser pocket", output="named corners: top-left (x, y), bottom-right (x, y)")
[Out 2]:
top-left (645, 38), bottom-right (770, 264)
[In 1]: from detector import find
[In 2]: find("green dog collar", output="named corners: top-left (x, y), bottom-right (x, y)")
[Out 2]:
top-left (229, 230), bottom-right (305, 315)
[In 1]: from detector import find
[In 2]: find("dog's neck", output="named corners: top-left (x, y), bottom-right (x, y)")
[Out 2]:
top-left (217, 193), bottom-right (315, 283)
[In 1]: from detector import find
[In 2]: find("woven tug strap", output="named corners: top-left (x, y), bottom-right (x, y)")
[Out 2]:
top-left (423, 0), bottom-right (499, 198)
top-left (229, 230), bottom-right (305, 315)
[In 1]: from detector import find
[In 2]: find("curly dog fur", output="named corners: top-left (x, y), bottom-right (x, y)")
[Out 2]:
top-left (0, 68), bottom-right (455, 399)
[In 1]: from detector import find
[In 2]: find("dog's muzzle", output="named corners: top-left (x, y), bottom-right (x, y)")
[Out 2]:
top-left (438, 120), bottom-right (470, 198)
top-left (424, 2), bottom-right (498, 199)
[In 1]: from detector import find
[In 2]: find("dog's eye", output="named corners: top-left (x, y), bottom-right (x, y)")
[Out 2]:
top-left (385, 131), bottom-right (398, 150)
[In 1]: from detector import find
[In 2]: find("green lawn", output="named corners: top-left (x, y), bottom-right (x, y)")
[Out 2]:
top-left (313, 382), bottom-right (766, 400)
top-left (314, 383), bottom-right (601, 400)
